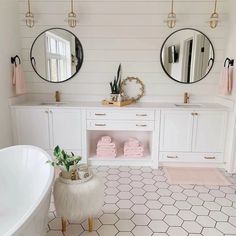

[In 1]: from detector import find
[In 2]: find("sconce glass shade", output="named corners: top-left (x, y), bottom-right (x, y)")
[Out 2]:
top-left (68, 12), bottom-right (77, 28)
top-left (209, 12), bottom-right (219, 29)
top-left (167, 12), bottom-right (176, 28)
top-left (25, 12), bottom-right (35, 28)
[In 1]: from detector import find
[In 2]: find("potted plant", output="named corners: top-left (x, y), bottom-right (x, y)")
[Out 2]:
top-left (47, 145), bottom-right (81, 180)
top-left (109, 64), bottom-right (122, 102)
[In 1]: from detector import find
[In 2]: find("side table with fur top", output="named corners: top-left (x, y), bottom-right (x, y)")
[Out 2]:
top-left (53, 172), bottom-right (104, 232)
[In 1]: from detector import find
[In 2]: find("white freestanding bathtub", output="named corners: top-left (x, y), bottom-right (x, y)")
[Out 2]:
top-left (0, 145), bottom-right (54, 236)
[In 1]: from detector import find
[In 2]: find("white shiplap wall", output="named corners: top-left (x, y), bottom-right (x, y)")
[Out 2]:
top-left (17, 0), bottom-right (228, 98)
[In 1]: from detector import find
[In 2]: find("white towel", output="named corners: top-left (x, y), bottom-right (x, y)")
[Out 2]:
top-left (12, 64), bottom-right (26, 95)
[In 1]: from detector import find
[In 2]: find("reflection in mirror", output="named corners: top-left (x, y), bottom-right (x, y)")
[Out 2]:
top-left (160, 28), bottom-right (214, 84)
top-left (30, 28), bottom-right (83, 83)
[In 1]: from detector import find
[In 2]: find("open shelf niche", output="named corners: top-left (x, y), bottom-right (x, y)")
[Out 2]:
top-left (87, 130), bottom-right (153, 163)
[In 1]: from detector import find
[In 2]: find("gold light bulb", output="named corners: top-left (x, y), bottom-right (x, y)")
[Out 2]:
top-left (209, 0), bottom-right (219, 29)
top-left (25, 0), bottom-right (35, 28)
top-left (166, 0), bottom-right (176, 29)
top-left (67, 0), bottom-right (78, 28)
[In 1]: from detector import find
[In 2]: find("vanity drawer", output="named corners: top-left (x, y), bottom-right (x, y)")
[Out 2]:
top-left (86, 110), bottom-right (155, 121)
top-left (159, 152), bottom-right (223, 163)
top-left (87, 120), bottom-right (154, 131)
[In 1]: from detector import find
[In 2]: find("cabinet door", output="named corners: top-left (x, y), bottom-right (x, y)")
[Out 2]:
top-left (160, 111), bottom-right (194, 152)
top-left (15, 108), bottom-right (50, 149)
top-left (192, 111), bottom-right (227, 153)
top-left (51, 109), bottom-right (81, 150)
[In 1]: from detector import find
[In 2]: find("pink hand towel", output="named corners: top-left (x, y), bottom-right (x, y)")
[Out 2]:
top-left (12, 64), bottom-right (26, 95)
top-left (228, 67), bottom-right (234, 95)
top-left (219, 66), bottom-right (234, 96)
top-left (125, 138), bottom-right (140, 147)
top-left (101, 136), bottom-right (112, 143)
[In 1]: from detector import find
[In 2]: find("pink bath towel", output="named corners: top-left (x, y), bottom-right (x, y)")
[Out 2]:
top-left (97, 154), bottom-right (116, 158)
top-left (12, 64), bottom-right (26, 95)
top-left (97, 146), bottom-right (116, 150)
top-left (124, 146), bottom-right (144, 152)
top-left (124, 150), bottom-right (144, 155)
top-left (97, 150), bottom-right (117, 158)
top-left (97, 149), bottom-right (116, 154)
top-left (124, 153), bottom-right (143, 158)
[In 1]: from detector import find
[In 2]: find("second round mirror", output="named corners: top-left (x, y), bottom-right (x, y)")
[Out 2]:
top-left (160, 28), bottom-right (215, 84)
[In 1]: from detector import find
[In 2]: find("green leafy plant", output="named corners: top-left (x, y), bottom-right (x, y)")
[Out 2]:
top-left (46, 145), bottom-right (81, 172)
top-left (110, 64), bottom-right (122, 94)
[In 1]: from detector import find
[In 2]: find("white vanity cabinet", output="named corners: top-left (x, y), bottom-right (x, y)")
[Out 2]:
top-left (160, 110), bottom-right (227, 163)
top-left (50, 108), bottom-right (82, 150)
top-left (192, 111), bottom-right (227, 153)
top-left (12, 102), bottom-right (229, 167)
top-left (13, 107), bottom-right (82, 156)
top-left (14, 108), bottom-right (50, 149)
top-left (160, 111), bottom-right (193, 152)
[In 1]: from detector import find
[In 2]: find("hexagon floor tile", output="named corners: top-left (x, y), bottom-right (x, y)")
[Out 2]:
top-left (47, 166), bottom-right (236, 236)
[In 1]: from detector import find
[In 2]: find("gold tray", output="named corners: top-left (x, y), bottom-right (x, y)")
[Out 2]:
top-left (102, 99), bottom-right (133, 107)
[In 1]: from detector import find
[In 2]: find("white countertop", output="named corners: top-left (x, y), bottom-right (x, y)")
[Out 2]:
top-left (11, 101), bottom-right (229, 111)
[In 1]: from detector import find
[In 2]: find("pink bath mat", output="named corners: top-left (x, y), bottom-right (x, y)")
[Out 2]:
top-left (163, 167), bottom-right (231, 186)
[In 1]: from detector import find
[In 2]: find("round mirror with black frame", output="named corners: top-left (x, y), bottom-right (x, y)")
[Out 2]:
top-left (30, 28), bottom-right (83, 83)
top-left (160, 28), bottom-right (215, 84)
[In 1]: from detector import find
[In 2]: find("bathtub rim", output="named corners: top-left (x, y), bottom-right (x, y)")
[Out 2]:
top-left (0, 145), bottom-right (54, 236)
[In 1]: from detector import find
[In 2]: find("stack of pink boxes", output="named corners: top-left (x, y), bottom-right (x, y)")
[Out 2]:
top-left (124, 138), bottom-right (144, 158)
top-left (96, 136), bottom-right (117, 158)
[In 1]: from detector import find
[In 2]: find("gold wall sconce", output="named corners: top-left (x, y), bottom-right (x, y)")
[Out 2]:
top-left (166, 0), bottom-right (177, 28)
top-left (25, 0), bottom-right (35, 28)
top-left (67, 0), bottom-right (78, 28)
top-left (209, 0), bottom-right (219, 29)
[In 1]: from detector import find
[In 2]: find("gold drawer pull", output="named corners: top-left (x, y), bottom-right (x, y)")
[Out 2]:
top-left (167, 155), bottom-right (178, 159)
top-left (95, 113), bottom-right (106, 116)
top-left (204, 156), bottom-right (216, 160)
top-left (136, 114), bottom-right (148, 117)
top-left (136, 124), bottom-right (147, 127)
top-left (95, 124), bottom-right (106, 127)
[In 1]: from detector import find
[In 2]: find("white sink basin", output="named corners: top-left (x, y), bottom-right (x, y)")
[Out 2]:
top-left (39, 102), bottom-right (66, 106)
top-left (175, 103), bottom-right (202, 108)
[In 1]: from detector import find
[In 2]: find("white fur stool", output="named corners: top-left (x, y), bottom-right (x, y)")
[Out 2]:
top-left (53, 173), bottom-right (104, 232)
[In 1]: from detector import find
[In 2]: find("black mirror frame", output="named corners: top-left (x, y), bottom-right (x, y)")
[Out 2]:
top-left (160, 28), bottom-right (215, 84)
top-left (30, 27), bottom-right (84, 83)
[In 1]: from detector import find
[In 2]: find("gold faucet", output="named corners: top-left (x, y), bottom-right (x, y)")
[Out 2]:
top-left (55, 91), bottom-right (60, 102)
top-left (184, 92), bottom-right (190, 104)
